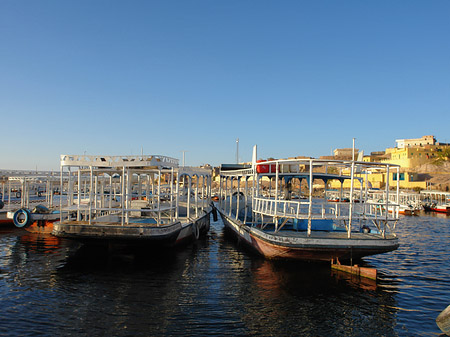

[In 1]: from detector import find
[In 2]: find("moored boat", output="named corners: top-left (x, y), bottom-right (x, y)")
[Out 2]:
top-left (8, 205), bottom-right (62, 234)
top-left (420, 191), bottom-right (450, 214)
top-left (431, 203), bottom-right (450, 214)
top-left (0, 170), bottom-right (63, 230)
top-left (216, 146), bottom-right (400, 262)
top-left (52, 154), bottom-right (212, 249)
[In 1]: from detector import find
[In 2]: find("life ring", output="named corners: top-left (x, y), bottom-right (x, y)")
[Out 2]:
top-left (13, 208), bottom-right (32, 228)
top-left (16, 192), bottom-right (21, 199)
top-left (192, 222), bottom-right (200, 240)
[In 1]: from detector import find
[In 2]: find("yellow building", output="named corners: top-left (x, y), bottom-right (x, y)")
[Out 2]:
top-left (382, 145), bottom-right (445, 169)
top-left (326, 169), bottom-right (427, 190)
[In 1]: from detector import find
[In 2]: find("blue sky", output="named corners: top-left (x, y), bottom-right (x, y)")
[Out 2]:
top-left (1, 1), bottom-right (449, 170)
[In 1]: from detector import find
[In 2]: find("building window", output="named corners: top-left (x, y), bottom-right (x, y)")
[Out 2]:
top-left (393, 173), bottom-right (405, 181)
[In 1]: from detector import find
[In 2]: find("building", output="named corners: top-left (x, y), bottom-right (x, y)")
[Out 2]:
top-left (326, 168), bottom-right (427, 190)
top-left (362, 151), bottom-right (386, 163)
top-left (395, 135), bottom-right (436, 149)
top-left (382, 145), bottom-right (445, 169)
top-left (333, 148), bottom-right (359, 160)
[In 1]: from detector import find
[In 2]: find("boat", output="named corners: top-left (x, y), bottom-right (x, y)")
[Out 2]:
top-left (397, 204), bottom-right (418, 216)
top-left (215, 146), bottom-right (400, 262)
top-left (431, 203), bottom-right (450, 214)
top-left (0, 170), bottom-right (63, 231)
top-left (52, 154), bottom-right (212, 249)
top-left (9, 205), bottom-right (62, 234)
top-left (367, 190), bottom-right (421, 216)
top-left (420, 191), bottom-right (450, 214)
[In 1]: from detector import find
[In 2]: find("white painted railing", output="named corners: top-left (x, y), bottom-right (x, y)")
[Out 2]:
top-left (252, 196), bottom-right (399, 221)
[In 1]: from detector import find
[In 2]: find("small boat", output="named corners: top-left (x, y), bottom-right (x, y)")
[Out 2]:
top-left (398, 205), bottom-right (417, 216)
top-left (384, 204), bottom-right (418, 216)
top-left (0, 170), bottom-right (63, 230)
top-left (327, 197), bottom-right (350, 202)
top-left (8, 205), bottom-right (62, 234)
top-left (52, 154), bottom-right (212, 249)
top-left (431, 203), bottom-right (450, 214)
top-left (216, 145), bottom-right (400, 262)
top-left (421, 191), bottom-right (450, 214)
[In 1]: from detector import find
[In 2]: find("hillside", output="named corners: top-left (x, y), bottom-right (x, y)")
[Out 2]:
top-left (412, 162), bottom-right (450, 191)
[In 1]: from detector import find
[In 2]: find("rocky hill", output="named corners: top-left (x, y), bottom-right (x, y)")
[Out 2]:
top-left (412, 162), bottom-right (450, 191)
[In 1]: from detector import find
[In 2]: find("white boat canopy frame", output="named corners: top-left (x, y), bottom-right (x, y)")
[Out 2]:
top-left (218, 149), bottom-right (401, 239)
top-left (59, 154), bottom-right (211, 227)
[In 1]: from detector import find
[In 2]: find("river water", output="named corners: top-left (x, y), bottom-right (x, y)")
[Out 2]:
top-left (0, 212), bottom-right (449, 336)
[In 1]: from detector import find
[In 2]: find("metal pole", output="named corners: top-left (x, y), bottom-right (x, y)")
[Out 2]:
top-left (348, 138), bottom-right (356, 238)
top-left (175, 171), bottom-right (179, 219)
top-left (307, 159), bottom-right (313, 237)
top-left (89, 166), bottom-right (93, 225)
top-left (121, 166), bottom-right (125, 226)
top-left (236, 138), bottom-right (239, 164)
top-left (236, 177), bottom-right (240, 220)
top-left (187, 175), bottom-right (191, 219)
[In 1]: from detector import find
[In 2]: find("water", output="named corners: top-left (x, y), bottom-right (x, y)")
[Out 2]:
top-left (0, 213), bottom-right (449, 336)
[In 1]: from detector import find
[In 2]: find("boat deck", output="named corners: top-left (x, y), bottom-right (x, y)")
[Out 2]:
top-left (57, 216), bottom-right (195, 227)
top-left (258, 228), bottom-right (395, 240)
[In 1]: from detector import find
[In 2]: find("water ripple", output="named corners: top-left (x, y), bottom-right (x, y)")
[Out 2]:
top-left (0, 214), bottom-right (449, 336)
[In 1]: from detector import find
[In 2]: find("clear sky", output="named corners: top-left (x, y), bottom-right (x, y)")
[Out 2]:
top-left (1, 1), bottom-right (449, 170)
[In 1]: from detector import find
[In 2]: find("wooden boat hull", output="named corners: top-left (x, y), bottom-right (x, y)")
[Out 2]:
top-left (52, 209), bottom-right (211, 248)
top-left (219, 210), bottom-right (398, 262)
top-left (0, 216), bottom-right (13, 226)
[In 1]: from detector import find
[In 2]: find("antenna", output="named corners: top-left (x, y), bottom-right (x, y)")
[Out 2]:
top-left (236, 138), bottom-right (239, 164)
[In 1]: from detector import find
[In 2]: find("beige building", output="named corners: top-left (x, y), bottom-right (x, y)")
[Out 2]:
top-left (395, 135), bottom-right (436, 149)
top-left (333, 148), bottom-right (359, 160)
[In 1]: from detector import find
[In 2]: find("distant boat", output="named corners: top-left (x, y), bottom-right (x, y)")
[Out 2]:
top-left (216, 145), bottom-right (400, 262)
top-left (0, 169), bottom-right (64, 231)
top-left (9, 205), bottom-right (62, 234)
top-left (420, 190), bottom-right (450, 214)
top-left (431, 203), bottom-right (450, 214)
top-left (52, 154), bottom-right (212, 249)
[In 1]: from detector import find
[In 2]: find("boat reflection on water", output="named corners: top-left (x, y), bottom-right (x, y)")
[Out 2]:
top-left (222, 229), bottom-right (399, 337)
top-left (19, 232), bottom-right (63, 254)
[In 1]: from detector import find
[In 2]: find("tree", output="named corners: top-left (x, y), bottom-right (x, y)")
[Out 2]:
top-left (434, 146), bottom-right (450, 165)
